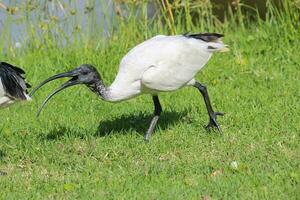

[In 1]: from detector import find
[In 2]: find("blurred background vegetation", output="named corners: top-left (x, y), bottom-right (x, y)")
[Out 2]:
top-left (0, 0), bottom-right (299, 54)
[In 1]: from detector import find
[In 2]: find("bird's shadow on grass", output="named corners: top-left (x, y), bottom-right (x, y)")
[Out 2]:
top-left (39, 125), bottom-right (89, 141)
top-left (95, 110), bottom-right (189, 137)
top-left (0, 149), bottom-right (6, 160)
top-left (40, 109), bottom-right (189, 141)
top-left (0, 150), bottom-right (7, 176)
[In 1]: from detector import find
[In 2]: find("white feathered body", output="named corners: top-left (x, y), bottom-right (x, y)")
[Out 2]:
top-left (107, 35), bottom-right (227, 102)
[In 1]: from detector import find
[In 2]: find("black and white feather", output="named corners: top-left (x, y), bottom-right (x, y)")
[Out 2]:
top-left (0, 62), bottom-right (31, 107)
top-left (183, 32), bottom-right (224, 42)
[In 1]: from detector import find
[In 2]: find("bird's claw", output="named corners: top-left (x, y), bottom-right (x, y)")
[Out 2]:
top-left (205, 112), bottom-right (224, 132)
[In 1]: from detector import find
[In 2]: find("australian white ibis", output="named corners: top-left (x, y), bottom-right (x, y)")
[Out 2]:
top-left (30, 33), bottom-right (228, 141)
top-left (0, 62), bottom-right (31, 107)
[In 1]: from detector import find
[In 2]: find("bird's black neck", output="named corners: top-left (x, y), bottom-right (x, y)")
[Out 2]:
top-left (89, 80), bottom-right (110, 100)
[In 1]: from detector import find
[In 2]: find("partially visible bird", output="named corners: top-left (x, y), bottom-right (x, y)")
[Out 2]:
top-left (30, 33), bottom-right (229, 141)
top-left (0, 62), bottom-right (31, 107)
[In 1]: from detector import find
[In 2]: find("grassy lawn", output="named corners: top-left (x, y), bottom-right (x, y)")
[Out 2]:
top-left (1, 4), bottom-right (300, 200)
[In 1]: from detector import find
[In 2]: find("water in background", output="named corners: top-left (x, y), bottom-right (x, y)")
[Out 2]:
top-left (0, 0), bottom-right (285, 50)
top-left (0, 0), bottom-right (114, 48)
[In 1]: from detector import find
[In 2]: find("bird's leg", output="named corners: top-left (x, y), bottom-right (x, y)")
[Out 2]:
top-left (194, 81), bottom-right (224, 131)
top-left (144, 95), bottom-right (162, 141)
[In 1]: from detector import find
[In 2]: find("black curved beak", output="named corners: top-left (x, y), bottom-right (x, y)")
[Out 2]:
top-left (29, 69), bottom-right (79, 97)
top-left (30, 69), bottom-right (81, 117)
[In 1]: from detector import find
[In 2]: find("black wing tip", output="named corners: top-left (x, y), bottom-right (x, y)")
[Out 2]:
top-left (0, 61), bottom-right (30, 99)
top-left (184, 32), bottom-right (224, 42)
top-left (0, 62), bottom-right (26, 74)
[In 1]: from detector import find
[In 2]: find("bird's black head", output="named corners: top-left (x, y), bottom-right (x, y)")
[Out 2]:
top-left (30, 64), bottom-right (102, 116)
top-left (69, 64), bottom-right (101, 85)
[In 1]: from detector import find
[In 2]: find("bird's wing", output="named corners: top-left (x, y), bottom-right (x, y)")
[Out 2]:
top-left (0, 62), bottom-right (31, 100)
top-left (141, 61), bottom-right (200, 92)
top-left (184, 33), bottom-right (224, 42)
top-left (141, 64), bottom-right (179, 92)
top-left (137, 36), bottom-right (209, 92)
top-left (184, 33), bottom-right (229, 52)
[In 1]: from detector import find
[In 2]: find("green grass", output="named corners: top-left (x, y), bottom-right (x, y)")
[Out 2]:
top-left (1, 1), bottom-right (300, 199)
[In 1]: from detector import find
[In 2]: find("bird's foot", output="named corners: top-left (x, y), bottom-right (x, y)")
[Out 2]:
top-left (205, 112), bottom-right (224, 132)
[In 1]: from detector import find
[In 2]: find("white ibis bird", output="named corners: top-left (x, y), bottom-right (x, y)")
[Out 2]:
top-left (0, 62), bottom-right (31, 107)
top-left (30, 33), bottom-right (228, 140)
